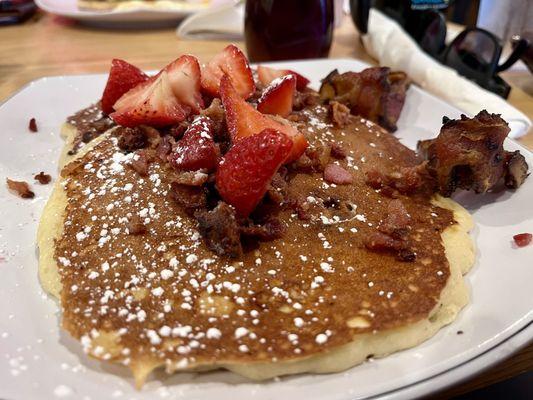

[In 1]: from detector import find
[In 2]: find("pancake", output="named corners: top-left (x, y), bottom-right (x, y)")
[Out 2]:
top-left (37, 105), bottom-right (474, 387)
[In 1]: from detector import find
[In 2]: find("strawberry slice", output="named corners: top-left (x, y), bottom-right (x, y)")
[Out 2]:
top-left (220, 75), bottom-right (307, 162)
top-left (101, 59), bottom-right (149, 115)
top-left (201, 44), bottom-right (255, 99)
top-left (111, 71), bottom-right (188, 128)
top-left (257, 75), bottom-right (296, 117)
top-left (169, 116), bottom-right (219, 172)
top-left (111, 55), bottom-right (204, 127)
top-left (216, 129), bottom-right (293, 217)
top-left (257, 65), bottom-right (310, 91)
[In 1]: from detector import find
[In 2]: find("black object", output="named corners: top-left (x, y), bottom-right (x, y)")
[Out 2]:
top-left (0, 0), bottom-right (36, 25)
top-left (350, 0), bottom-right (529, 98)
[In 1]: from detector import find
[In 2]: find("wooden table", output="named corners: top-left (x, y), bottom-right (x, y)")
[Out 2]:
top-left (1, 10), bottom-right (532, 398)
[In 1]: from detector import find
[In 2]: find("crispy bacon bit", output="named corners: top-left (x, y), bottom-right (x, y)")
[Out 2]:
top-left (173, 170), bottom-right (209, 186)
top-left (366, 163), bottom-right (432, 196)
top-left (156, 135), bottom-right (174, 161)
top-left (293, 89), bottom-right (321, 111)
top-left (117, 127), bottom-right (148, 152)
top-left (419, 111), bottom-right (528, 196)
top-left (240, 218), bottom-right (286, 241)
top-left (364, 199), bottom-right (414, 261)
top-left (319, 67), bottom-right (410, 131)
top-left (129, 150), bottom-right (150, 177)
top-left (6, 178), bottom-right (35, 199)
top-left (324, 164), bottom-right (353, 185)
top-left (330, 143), bottom-right (347, 159)
top-left (169, 182), bottom-right (206, 212)
top-left (329, 101), bottom-right (351, 127)
top-left (28, 118), bottom-right (38, 132)
top-left (200, 98), bottom-right (229, 142)
top-left (266, 172), bottom-right (288, 204)
top-left (126, 215), bottom-right (147, 235)
top-left (167, 121), bottom-right (189, 140)
top-left (513, 233), bottom-right (532, 247)
top-left (34, 172), bottom-right (51, 184)
top-left (195, 202), bottom-right (243, 258)
top-left (504, 151), bottom-right (529, 189)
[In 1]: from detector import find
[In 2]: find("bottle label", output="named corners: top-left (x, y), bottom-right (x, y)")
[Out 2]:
top-left (410, 0), bottom-right (449, 10)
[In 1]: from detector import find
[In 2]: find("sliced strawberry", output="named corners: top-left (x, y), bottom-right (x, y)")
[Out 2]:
top-left (257, 75), bottom-right (296, 117)
top-left (168, 116), bottom-right (219, 172)
top-left (111, 55), bottom-right (204, 128)
top-left (201, 44), bottom-right (255, 99)
top-left (164, 55), bottom-right (204, 113)
top-left (220, 75), bottom-right (307, 162)
top-left (216, 129), bottom-right (292, 217)
top-left (101, 59), bottom-right (149, 115)
top-left (111, 71), bottom-right (188, 128)
top-left (257, 65), bottom-right (310, 91)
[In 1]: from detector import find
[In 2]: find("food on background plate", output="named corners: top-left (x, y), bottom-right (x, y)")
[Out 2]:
top-left (78, 0), bottom-right (210, 12)
top-left (36, 45), bottom-right (529, 387)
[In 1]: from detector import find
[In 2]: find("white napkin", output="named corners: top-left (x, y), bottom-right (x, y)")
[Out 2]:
top-left (362, 9), bottom-right (531, 138)
top-left (176, 1), bottom-right (244, 41)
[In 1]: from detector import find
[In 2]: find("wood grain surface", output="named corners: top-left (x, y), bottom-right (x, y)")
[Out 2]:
top-left (0, 9), bottom-right (531, 398)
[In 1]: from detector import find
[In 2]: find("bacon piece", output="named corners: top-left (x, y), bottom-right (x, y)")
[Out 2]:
top-left (379, 199), bottom-right (411, 239)
top-left (6, 178), bottom-right (34, 199)
top-left (117, 127), bottom-right (148, 152)
top-left (366, 162), bottom-right (433, 196)
top-left (34, 172), bottom-right (51, 185)
top-left (195, 202), bottom-right (243, 258)
top-left (126, 215), bottom-right (147, 235)
top-left (319, 67), bottom-right (409, 131)
top-left (330, 142), bottom-right (347, 159)
top-left (129, 150), bottom-right (150, 177)
top-left (156, 135), bottom-right (174, 161)
top-left (513, 233), bottom-right (532, 247)
top-left (29, 118), bottom-right (38, 132)
top-left (418, 111), bottom-right (528, 196)
top-left (329, 101), bottom-right (351, 127)
top-left (324, 164), bottom-right (353, 185)
top-left (169, 182), bottom-right (206, 212)
top-left (172, 170), bottom-right (209, 186)
top-left (240, 218), bottom-right (286, 241)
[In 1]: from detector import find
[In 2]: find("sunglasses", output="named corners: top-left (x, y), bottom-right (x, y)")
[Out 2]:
top-left (350, 0), bottom-right (530, 98)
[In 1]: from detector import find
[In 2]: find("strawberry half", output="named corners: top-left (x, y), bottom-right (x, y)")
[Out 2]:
top-left (169, 116), bottom-right (219, 172)
top-left (257, 65), bottom-right (310, 91)
top-left (220, 75), bottom-right (307, 162)
top-left (111, 55), bottom-right (204, 127)
top-left (216, 129), bottom-right (293, 217)
top-left (101, 59), bottom-right (149, 115)
top-left (201, 44), bottom-right (255, 99)
top-left (257, 74), bottom-right (296, 117)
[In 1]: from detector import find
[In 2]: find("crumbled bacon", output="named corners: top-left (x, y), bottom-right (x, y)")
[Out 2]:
top-left (200, 98), bottom-right (229, 143)
top-left (29, 118), bottom-right (38, 132)
top-left (319, 67), bottom-right (409, 131)
top-left (329, 101), bottom-right (351, 127)
top-left (418, 111), bottom-right (528, 196)
top-left (364, 199), bottom-right (415, 261)
top-left (117, 127), bottom-right (148, 152)
top-left (126, 215), bottom-right (147, 235)
top-left (172, 170), bottom-right (209, 186)
top-left (266, 172), bottom-right (288, 204)
top-left (240, 218), bottom-right (286, 241)
top-left (513, 233), bottom-right (532, 247)
top-left (169, 182), bottom-right (206, 212)
top-left (6, 178), bottom-right (35, 199)
top-left (195, 202), bottom-right (243, 258)
top-left (365, 163), bottom-right (432, 196)
top-left (293, 89), bottom-right (321, 111)
top-left (34, 172), bottom-right (51, 184)
top-left (167, 121), bottom-right (189, 140)
top-left (324, 164), bottom-right (353, 185)
top-left (330, 143), bottom-right (347, 159)
top-left (129, 150), bottom-right (150, 177)
top-left (156, 135), bottom-right (174, 161)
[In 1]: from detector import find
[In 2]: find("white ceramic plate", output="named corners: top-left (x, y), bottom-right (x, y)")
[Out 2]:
top-left (0, 59), bottom-right (532, 400)
top-left (35, 0), bottom-right (208, 24)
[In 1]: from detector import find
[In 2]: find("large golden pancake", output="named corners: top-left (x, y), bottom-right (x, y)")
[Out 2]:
top-left (38, 105), bottom-right (474, 387)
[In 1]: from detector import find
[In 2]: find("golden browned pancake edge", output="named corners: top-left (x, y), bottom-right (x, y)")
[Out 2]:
top-left (38, 107), bottom-right (475, 387)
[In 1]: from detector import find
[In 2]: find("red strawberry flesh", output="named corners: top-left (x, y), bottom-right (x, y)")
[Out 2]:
top-left (169, 116), bottom-right (219, 172)
top-left (216, 128), bottom-right (293, 217)
top-left (201, 44), bottom-right (255, 99)
top-left (257, 65), bottom-right (310, 91)
top-left (219, 74), bottom-right (307, 162)
top-left (101, 59), bottom-right (148, 115)
top-left (257, 75), bottom-right (296, 117)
